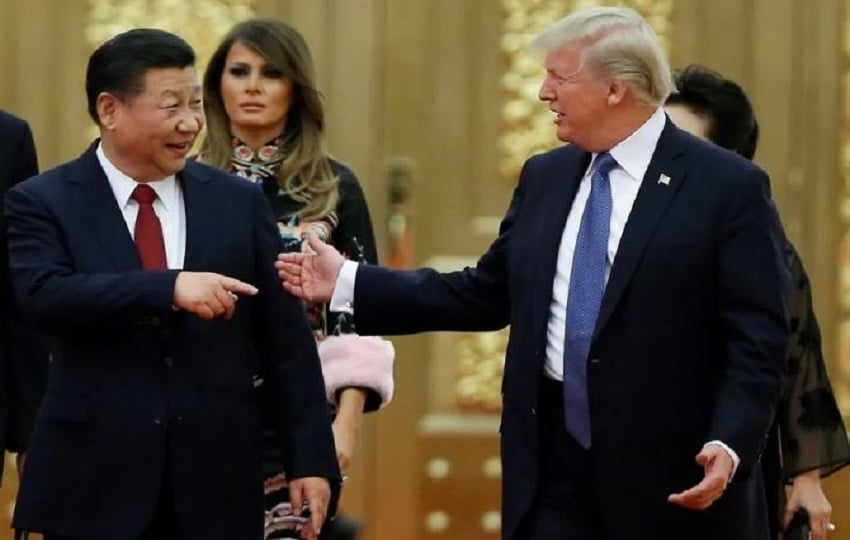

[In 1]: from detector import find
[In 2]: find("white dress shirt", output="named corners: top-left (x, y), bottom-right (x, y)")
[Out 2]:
top-left (96, 143), bottom-right (186, 269)
top-left (329, 108), bottom-right (739, 473)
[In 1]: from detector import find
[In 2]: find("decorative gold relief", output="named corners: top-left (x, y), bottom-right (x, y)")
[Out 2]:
top-left (86, 0), bottom-right (255, 61)
top-left (835, 2), bottom-right (850, 419)
top-left (455, 329), bottom-right (509, 411)
top-left (424, 510), bottom-right (450, 532)
top-left (499, 0), bottom-right (673, 180)
top-left (426, 458), bottom-right (452, 479)
top-left (482, 456), bottom-right (502, 478)
top-left (480, 510), bottom-right (501, 533)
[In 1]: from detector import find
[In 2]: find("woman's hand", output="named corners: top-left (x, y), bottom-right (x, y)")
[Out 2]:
top-left (784, 470), bottom-right (833, 540)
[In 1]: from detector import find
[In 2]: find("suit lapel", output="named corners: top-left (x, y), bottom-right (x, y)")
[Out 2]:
top-left (530, 148), bottom-right (592, 344)
top-left (593, 121), bottom-right (687, 339)
top-left (179, 161), bottom-right (213, 271)
top-left (74, 144), bottom-right (141, 271)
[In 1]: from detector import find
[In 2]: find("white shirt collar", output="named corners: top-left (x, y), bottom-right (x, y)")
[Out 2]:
top-left (95, 142), bottom-right (178, 210)
top-left (592, 107), bottom-right (666, 181)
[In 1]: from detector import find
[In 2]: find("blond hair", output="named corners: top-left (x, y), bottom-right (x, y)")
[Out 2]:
top-left (531, 6), bottom-right (675, 107)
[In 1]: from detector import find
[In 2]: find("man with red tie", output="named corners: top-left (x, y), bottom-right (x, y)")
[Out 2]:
top-left (3, 28), bottom-right (338, 540)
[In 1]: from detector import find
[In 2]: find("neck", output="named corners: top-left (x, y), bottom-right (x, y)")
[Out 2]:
top-left (231, 124), bottom-right (285, 150)
top-left (100, 137), bottom-right (165, 182)
top-left (587, 105), bottom-right (657, 153)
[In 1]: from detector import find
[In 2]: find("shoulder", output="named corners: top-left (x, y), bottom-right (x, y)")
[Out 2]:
top-left (677, 131), bottom-right (770, 195)
top-left (184, 159), bottom-right (259, 194)
top-left (8, 160), bottom-right (73, 205)
top-left (329, 158), bottom-right (361, 188)
top-left (0, 110), bottom-right (31, 140)
top-left (328, 157), bottom-right (367, 200)
top-left (526, 144), bottom-right (582, 169)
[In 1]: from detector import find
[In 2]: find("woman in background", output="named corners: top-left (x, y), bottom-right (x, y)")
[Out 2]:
top-left (665, 64), bottom-right (850, 540)
top-left (201, 18), bottom-right (394, 539)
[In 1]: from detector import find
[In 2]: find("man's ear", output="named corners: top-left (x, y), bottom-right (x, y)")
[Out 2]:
top-left (96, 92), bottom-right (121, 130)
top-left (606, 78), bottom-right (629, 106)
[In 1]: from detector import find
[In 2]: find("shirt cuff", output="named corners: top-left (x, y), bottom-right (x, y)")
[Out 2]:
top-left (329, 260), bottom-right (359, 314)
top-left (704, 440), bottom-right (740, 480)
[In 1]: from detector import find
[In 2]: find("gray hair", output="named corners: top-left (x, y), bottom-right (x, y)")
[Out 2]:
top-left (531, 6), bottom-right (675, 107)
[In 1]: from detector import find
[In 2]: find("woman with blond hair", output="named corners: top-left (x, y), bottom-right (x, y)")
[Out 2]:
top-left (201, 18), bottom-right (394, 539)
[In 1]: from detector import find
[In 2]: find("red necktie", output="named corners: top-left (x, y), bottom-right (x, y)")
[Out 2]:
top-left (131, 184), bottom-right (168, 270)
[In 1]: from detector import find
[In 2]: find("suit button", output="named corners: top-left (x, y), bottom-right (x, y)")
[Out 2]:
top-left (164, 356), bottom-right (174, 368)
top-left (589, 358), bottom-right (601, 365)
top-left (154, 417), bottom-right (162, 425)
top-left (530, 407), bottom-right (537, 416)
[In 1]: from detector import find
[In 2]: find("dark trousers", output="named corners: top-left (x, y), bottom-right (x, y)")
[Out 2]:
top-left (517, 377), bottom-right (607, 540)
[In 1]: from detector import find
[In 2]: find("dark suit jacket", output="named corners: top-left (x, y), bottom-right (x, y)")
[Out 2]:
top-left (4, 143), bottom-right (340, 539)
top-left (0, 110), bottom-right (48, 475)
top-left (350, 120), bottom-right (788, 540)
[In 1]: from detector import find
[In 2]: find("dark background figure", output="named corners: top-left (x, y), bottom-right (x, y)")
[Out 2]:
top-left (665, 64), bottom-right (850, 540)
top-left (4, 29), bottom-right (337, 540)
top-left (0, 110), bottom-right (48, 485)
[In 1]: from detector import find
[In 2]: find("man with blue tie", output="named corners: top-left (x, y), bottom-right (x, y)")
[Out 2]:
top-left (278, 6), bottom-right (788, 540)
top-left (4, 28), bottom-right (338, 540)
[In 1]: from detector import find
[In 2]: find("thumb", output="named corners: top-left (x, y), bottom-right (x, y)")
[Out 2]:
top-left (303, 232), bottom-right (329, 255)
top-left (695, 449), bottom-right (712, 467)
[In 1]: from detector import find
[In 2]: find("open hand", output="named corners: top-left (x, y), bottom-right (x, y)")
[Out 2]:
top-left (276, 233), bottom-right (345, 303)
top-left (668, 443), bottom-right (733, 510)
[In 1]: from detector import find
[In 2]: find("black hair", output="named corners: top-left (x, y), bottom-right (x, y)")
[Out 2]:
top-left (86, 28), bottom-right (196, 124)
top-left (666, 64), bottom-right (759, 160)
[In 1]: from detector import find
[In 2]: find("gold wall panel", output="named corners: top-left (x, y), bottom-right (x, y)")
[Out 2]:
top-left (86, 0), bottom-right (255, 63)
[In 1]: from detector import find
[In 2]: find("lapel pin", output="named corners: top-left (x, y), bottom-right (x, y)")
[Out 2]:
top-left (657, 173), bottom-right (671, 186)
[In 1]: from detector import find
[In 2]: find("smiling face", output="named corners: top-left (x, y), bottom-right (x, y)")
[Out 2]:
top-left (537, 43), bottom-right (614, 149)
top-left (98, 66), bottom-right (204, 181)
top-left (220, 40), bottom-right (294, 145)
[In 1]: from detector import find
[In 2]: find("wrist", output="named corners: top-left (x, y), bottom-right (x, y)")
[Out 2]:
top-left (792, 469), bottom-right (821, 485)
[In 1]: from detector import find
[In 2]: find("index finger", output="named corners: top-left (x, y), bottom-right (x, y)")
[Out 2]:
top-left (220, 277), bottom-right (258, 296)
top-left (277, 252), bottom-right (305, 263)
top-left (308, 492), bottom-right (327, 535)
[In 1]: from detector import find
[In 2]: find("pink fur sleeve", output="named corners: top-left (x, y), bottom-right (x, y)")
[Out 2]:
top-left (318, 334), bottom-right (395, 409)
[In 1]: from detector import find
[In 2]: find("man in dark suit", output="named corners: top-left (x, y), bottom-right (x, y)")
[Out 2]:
top-left (4, 29), bottom-right (338, 540)
top-left (278, 6), bottom-right (789, 540)
top-left (0, 110), bottom-right (48, 482)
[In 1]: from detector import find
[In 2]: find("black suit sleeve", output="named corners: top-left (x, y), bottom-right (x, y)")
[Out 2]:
top-left (352, 169), bottom-right (528, 335)
top-left (248, 186), bottom-right (340, 483)
top-left (4, 182), bottom-right (179, 334)
top-left (2, 120), bottom-right (46, 452)
top-left (710, 169), bottom-right (789, 474)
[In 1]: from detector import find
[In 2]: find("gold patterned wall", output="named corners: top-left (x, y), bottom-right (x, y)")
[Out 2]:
top-left (86, 0), bottom-right (254, 59)
top-left (836, 2), bottom-right (850, 418)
